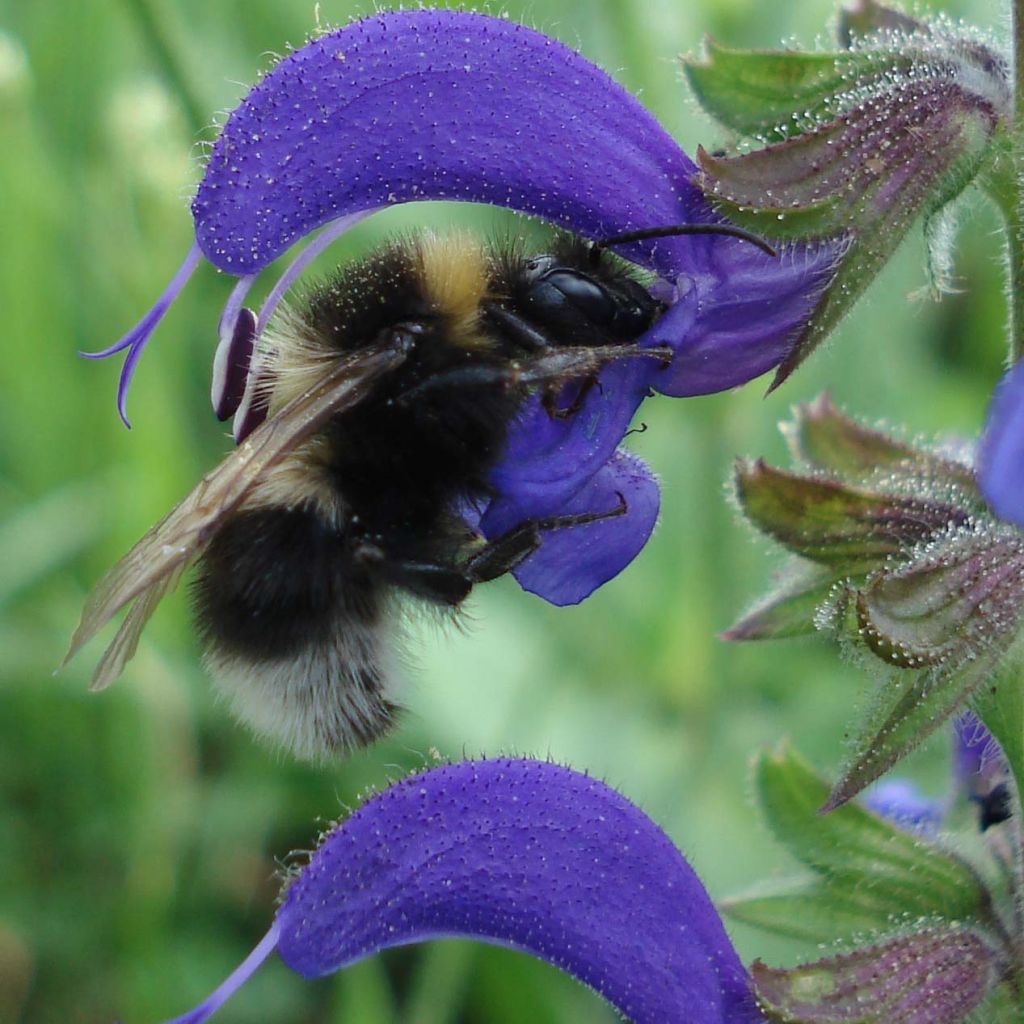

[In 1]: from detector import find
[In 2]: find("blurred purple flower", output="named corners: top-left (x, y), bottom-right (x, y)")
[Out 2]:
top-left (160, 758), bottom-right (764, 1024)
top-left (979, 359), bottom-right (1024, 526)
top-left (865, 713), bottom-right (1011, 835)
top-left (88, 9), bottom-right (838, 605)
top-left (863, 778), bottom-right (943, 834)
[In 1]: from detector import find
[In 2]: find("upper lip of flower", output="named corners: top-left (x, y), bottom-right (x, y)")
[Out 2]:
top-left (86, 7), bottom-right (838, 431)
top-left (158, 757), bottom-right (765, 1024)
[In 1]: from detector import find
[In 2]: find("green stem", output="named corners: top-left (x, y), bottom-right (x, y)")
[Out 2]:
top-left (121, 0), bottom-right (208, 137)
top-left (1004, 194), bottom-right (1024, 364)
top-left (985, 0), bottom-right (1024, 362)
top-left (1016, 0), bottom-right (1024, 131)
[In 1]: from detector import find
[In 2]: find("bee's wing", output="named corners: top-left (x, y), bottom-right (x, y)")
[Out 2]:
top-left (66, 344), bottom-right (408, 689)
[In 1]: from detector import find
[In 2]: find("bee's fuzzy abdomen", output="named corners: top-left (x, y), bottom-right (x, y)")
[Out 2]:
top-left (192, 505), bottom-right (380, 662)
top-left (192, 505), bottom-right (401, 758)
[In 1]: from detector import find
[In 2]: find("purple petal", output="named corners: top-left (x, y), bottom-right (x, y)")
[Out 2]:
top-left (192, 11), bottom-right (705, 279)
top-left (489, 356), bottom-right (661, 514)
top-left (953, 712), bottom-right (1001, 785)
top-left (863, 779), bottom-right (943, 834)
top-left (99, 9), bottom-right (839, 425)
top-left (655, 238), bottom-right (842, 396)
top-left (978, 360), bottom-right (1024, 526)
top-left (279, 759), bottom-right (762, 1024)
top-left (481, 449), bottom-right (660, 606)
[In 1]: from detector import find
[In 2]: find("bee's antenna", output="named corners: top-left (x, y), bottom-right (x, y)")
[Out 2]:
top-left (594, 223), bottom-right (777, 258)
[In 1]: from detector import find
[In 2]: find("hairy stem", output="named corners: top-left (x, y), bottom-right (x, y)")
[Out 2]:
top-left (1008, 0), bottom-right (1024, 361)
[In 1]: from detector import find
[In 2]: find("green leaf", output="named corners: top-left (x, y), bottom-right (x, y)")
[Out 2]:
top-left (756, 746), bottom-right (991, 925)
top-left (781, 394), bottom-right (980, 503)
top-left (722, 567), bottom-right (838, 641)
top-left (734, 459), bottom-right (967, 571)
top-left (683, 44), bottom-right (858, 138)
top-left (720, 878), bottom-right (901, 944)
top-left (752, 926), bottom-right (998, 1023)
top-left (825, 661), bottom-right (994, 811)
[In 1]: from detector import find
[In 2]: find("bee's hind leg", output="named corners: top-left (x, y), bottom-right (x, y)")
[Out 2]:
top-left (466, 492), bottom-right (627, 583)
top-left (375, 492), bottom-right (629, 602)
top-left (377, 558), bottom-right (474, 606)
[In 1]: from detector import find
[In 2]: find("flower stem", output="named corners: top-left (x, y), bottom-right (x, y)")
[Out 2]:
top-left (1007, 1), bottom-right (1024, 360)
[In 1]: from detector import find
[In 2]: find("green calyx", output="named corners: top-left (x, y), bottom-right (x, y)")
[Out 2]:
top-left (684, 2), bottom-right (1009, 387)
top-left (729, 396), bottom-right (1024, 804)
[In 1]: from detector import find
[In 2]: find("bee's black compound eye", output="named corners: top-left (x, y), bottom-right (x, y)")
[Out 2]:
top-left (532, 270), bottom-right (619, 324)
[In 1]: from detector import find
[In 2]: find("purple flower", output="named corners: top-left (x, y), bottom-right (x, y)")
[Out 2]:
top-left (159, 758), bottom-right (764, 1024)
top-left (863, 713), bottom-right (1010, 835)
top-left (979, 359), bottom-right (1024, 526)
top-left (89, 10), bottom-right (837, 605)
top-left (863, 779), bottom-right (943, 834)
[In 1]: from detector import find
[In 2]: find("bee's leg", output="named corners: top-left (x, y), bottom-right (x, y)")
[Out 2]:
top-left (397, 343), bottom-right (670, 404)
top-left (466, 492), bottom-right (627, 583)
top-left (481, 302), bottom-right (550, 352)
top-left (541, 376), bottom-right (602, 420)
top-left (354, 542), bottom-right (473, 606)
top-left (386, 561), bottom-right (474, 605)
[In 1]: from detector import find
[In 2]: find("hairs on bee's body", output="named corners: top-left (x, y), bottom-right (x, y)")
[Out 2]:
top-left (191, 229), bottom-right (661, 758)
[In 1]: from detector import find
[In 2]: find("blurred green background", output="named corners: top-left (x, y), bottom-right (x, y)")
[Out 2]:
top-left (0, 0), bottom-right (1009, 1020)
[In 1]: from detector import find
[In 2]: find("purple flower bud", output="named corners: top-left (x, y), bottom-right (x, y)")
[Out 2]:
top-left (752, 926), bottom-right (999, 1023)
top-left (159, 759), bottom-right (764, 1024)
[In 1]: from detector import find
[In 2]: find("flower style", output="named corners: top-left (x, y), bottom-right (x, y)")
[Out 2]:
top-left (87, 8), bottom-right (838, 605)
top-left (159, 758), bottom-right (765, 1024)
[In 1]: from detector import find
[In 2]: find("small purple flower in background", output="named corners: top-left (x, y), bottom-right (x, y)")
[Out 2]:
top-left (83, 9), bottom-right (838, 604)
top-left (160, 758), bottom-right (765, 1024)
top-left (979, 359), bottom-right (1024, 527)
top-left (863, 778), bottom-right (943, 834)
top-left (863, 712), bottom-right (1011, 834)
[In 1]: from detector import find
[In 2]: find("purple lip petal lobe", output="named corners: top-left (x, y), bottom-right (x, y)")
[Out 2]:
top-left (277, 758), bottom-right (763, 1024)
top-left (979, 359), bottom-right (1024, 526)
top-left (482, 448), bottom-right (662, 606)
top-left (489, 355), bottom-right (665, 514)
top-left (655, 237), bottom-right (843, 397)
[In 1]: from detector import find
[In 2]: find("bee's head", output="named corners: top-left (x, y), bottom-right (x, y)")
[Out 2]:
top-left (519, 252), bottom-right (661, 341)
top-left (516, 221), bottom-right (774, 343)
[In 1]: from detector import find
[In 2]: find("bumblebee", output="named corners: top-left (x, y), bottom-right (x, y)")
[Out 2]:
top-left (66, 223), bottom-right (770, 758)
